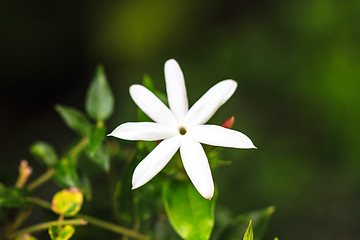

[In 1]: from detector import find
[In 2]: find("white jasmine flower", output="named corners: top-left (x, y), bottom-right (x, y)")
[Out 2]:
top-left (109, 59), bottom-right (256, 199)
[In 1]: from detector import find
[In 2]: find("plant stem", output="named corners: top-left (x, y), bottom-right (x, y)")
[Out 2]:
top-left (12, 219), bottom-right (87, 238)
top-left (68, 137), bottom-right (88, 159)
top-left (26, 168), bottom-right (55, 191)
top-left (32, 198), bottom-right (148, 240)
top-left (77, 214), bottom-right (148, 240)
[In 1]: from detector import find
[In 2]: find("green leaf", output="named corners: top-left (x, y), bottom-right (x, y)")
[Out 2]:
top-left (86, 143), bottom-right (110, 171)
top-left (49, 224), bottom-right (75, 240)
top-left (0, 187), bottom-right (33, 208)
top-left (217, 206), bottom-right (275, 240)
top-left (274, 238), bottom-right (279, 240)
top-left (113, 153), bottom-right (138, 222)
top-left (51, 188), bottom-right (83, 216)
top-left (162, 180), bottom-right (216, 240)
top-left (55, 105), bottom-right (90, 136)
top-left (243, 221), bottom-right (253, 240)
top-left (53, 158), bottom-right (81, 189)
top-left (86, 124), bottom-right (106, 156)
top-left (30, 141), bottom-right (58, 167)
top-left (86, 65), bottom-right (114, 121)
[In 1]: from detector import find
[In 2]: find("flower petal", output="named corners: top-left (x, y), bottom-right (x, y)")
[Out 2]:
top-left (132, 136), bottom-right (182, 189)
top-left (188, 124), bottom-right (256, 149)
top-left (108, 122), bottom-right (177, 141)
top-left (130, 84), bottom-right (178, 125)
top-left (180, 137), bottom-right (214, 199)
top-left (183, 80), bottom-right (237, 126)
top-left (164, 59), bottom-right (189, 120)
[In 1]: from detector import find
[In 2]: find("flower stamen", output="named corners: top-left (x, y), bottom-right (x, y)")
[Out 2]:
top-left (179, 126), bottom-right (187, 135)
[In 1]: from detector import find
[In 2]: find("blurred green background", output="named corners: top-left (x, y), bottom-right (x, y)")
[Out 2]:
top-left (1, 0), bottom-right (359, 239)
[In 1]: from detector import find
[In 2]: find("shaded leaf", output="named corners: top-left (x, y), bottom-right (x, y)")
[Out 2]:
top-left (55, 105), bottom-right (90, 136)
top-left (86, 143), bottom-right (110, 171)
top-left (243, 221), bottom-right (253, 240)
top-left (162, 180), bottom-right (216, 240)
top-left (53, 158), bottom-right (81, 189)
top-left (49, 224), bottom-right (75, 240)
top-left (86, 65), bottom-right (114, 121)
top-left (86, 124), bottom-right (106, 156)
top-left (0, 187), bottom-right (33, 208)
top-left (217, 206), bottom-right (275, 240)
top-left (30, 141), bottom-right (58, 167)
top-left (51, 188), bottom-right (83, 216)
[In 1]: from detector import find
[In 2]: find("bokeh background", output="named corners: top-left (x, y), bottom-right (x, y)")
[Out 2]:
top-left (1, 0), bottom-right (360, 239)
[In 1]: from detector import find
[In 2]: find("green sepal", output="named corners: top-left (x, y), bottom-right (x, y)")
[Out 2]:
top-left (30, 141), bottom-right (58, 167)
top-left (48, 224), bottom-right (75, 240)
top-left (0, 187), bottom-right (33, 208)
top-left (55, 105), bottom-right (91, 136)
top-left (85, 65), bottom-right (114, 122)
top-left (243, 220), bottom-right (253, 240)
top-left (51, 188), bottom-right (83, 216)
top-left (162, 180), bottom-right (216, 240)
top-left (217, 206), bottom-right (275, 240)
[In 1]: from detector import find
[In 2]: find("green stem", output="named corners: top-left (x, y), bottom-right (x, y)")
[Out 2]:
top-left (77, 214), bottom-right (148, 240)
top-left (12, 219), bottom-right (87, 238)
top-left (32, 198), bottom-right (148, 240)
top-left (26, 168), bottom-right (55, 191)
top-left (68, 137), bottom-right (88, 159)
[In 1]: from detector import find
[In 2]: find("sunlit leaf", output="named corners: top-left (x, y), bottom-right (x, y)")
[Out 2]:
top-left (48, 224), bottom-right (75, 240)
top-left (162, 180), bottom-right (216, 240)
top-left (30, 141), bottom-right (58, 167)
top-left (86, 65), bottom-right (114, 122)
top-left (51, 188), bottom-right (83, 216)
top-left (55, 105), bottom-right (90, 136)
top-left (243, 221), bottom-right (253, 240)
top-left (0, 187), bottom-right (33, 208)
top-left (217, 206), bottom-right (275, 240)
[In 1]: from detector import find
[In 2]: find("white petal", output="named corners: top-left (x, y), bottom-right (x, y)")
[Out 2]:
top-left (180, 137), bottom-right (214, 199)
top-left (183, 80), bottom-right (237, 126)
top-left (132, 136), bottom-right (182, 189)
top-left (108, 122), bottom-right (177, 141)
top-left (187, 124), bottom-right (256, 149)
top-left (130, 84), bottom-right (178, 125)
top-left (164, 59), bottom-right (189, 120)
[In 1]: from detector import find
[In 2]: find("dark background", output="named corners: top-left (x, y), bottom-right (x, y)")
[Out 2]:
top-left (1, 0), bottom-right (360, 239)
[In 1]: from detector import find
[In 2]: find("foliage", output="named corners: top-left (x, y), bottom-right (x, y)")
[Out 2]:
top-left (0, 66), bottom-right (270, 240)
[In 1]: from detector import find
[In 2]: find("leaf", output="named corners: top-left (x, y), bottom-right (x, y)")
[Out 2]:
top-left (55, 105), bottom-right (90, 136)
top-left (86, 143), bottom-right (110, 171)
top-left (86, 124), bottom-right (106, 156)
top-left (274, 238), bottom-right (279, 240)
top-left (0, 187), bottom-right (33, 208)
top-left (243, 221), bottom-right (253, 240)
top-left (53, 158), bottom-right (81, 189)
top-left (217, 206), bottom-right (275, 240)
top-left (49, 224), bottom-right (75, 240)
top-left (162, 180), bottom-right (216, 240)
top-left (30, 141), bottom-right (58, 167)
top-left (113, 153), bottom-right (138, 222)
top-left (85, 65), bottom-right (114, 122)
top-left (51, 188), bottom-right (83, 216)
